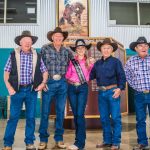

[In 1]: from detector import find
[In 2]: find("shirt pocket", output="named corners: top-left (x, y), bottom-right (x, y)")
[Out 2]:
top-left (61, 55), bottom-right (68, 66)
top-left (105, 67), bottom-right (115, 78)
top-left (47, 55), bottom-right (56, 65)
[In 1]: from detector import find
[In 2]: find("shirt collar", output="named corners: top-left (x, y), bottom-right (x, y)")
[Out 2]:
top-left (50, 43), bottom-right (63, 52)
top-left (20, 50), bottom-right (32, 55)
top-left (101, 55), bottom-right (112, 61)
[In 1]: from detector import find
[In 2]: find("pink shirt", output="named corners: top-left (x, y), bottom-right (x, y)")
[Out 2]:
top-left (65, 57), bottom-right (94, 83)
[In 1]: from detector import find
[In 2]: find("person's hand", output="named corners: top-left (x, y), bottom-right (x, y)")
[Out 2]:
top-left (88, 57), bottom-right (95, 64)
top-left (43, 84), bottom-right (49, 92)
top-left (35, 83), bottom-right (46, 91)
top-left (8, 86), bottom-right (16, 96)
top-left (112, 88), bottom-right (121, 99)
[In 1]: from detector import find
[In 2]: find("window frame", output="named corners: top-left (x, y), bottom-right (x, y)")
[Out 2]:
top-left (108, 0), bottom-right (150, 27)
top-left (0, 0), bottom-right (40, 25)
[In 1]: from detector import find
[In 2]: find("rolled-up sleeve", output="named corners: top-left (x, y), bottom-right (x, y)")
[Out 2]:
top-left (4, 56), bottom-right (12, 72)
top-left (40, 58), bottom-right (48, 73)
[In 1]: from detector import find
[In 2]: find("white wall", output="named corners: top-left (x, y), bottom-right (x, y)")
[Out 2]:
top-left (0, 0), bottom-right (150, 48)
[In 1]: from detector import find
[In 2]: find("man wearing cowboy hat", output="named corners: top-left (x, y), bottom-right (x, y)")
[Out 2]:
top-left (90, 38), bottom-right (126, 150)
top-left (2, 30), bottom-right (48, 150)
top-left (125, 37), bottom-right (150, 150)
top-left (38, 27), bottom-right (73, 150)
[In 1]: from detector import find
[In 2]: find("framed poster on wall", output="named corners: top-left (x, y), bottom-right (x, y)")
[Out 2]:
top-left (56, 0), bottom-right (89, 37)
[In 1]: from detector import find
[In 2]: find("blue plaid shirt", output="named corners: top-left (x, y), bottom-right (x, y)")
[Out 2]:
top-left (4, 50), bottom-right (47, 85)
top-left (125, 55), bottom-right (150, 92)
top-left (41, 44), bottom-right (73, 77)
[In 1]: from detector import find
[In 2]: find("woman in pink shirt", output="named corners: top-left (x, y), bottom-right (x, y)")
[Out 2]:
top-left (66, 39), bottom-right (95, 150)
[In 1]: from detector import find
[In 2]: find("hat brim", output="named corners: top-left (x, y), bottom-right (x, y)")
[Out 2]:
top-left (47, 30), bottom-right (68, 42)
top-left (97, 42), bottom-right (118, 52)
top-left (15, 35), bottom-right (38, 46)
top-left (130, 42), bottom-right (150, 51)
top-left (70, 44), bottom-right (92, 52)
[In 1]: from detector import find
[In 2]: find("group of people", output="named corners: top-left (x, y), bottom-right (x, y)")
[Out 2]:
top-left (1, 26), bottom-right (150, 150)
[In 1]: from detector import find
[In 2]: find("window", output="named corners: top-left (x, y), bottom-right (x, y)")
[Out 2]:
top-left (139, 3), bottom-right (150, 25)
top-left (109, 1), bottom-right (150, 26)
top-left (0, 0), bottom-right (38, 24)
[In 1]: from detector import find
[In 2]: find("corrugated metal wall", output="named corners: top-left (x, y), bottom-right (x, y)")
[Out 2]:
top-left (0, 0), bottom-right (150, 48)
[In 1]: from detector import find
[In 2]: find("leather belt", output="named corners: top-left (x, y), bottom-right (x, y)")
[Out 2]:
top-left (143, 90), bottom-right (150, 94)
top-left (98, 84), bottom-right (117, 91)
top-left (20, 84), bottom-right (32, 87)
top-left (68, 80), bottom-right (86, 86)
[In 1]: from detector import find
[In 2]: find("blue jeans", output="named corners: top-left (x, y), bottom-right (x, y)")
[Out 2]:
top-left (68, 83), bottom-right (88, 149)
top-left (39, 78), bottom-right (67, 142)
top-left (3, 86), bottom-right (37, 146)
top-left (134, 91), bottom-right (150, 146)
top-left (98, 88), bottom-right (121, 146)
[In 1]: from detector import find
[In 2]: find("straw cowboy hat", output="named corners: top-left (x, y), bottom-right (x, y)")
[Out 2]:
top-left (14, 30), bottom-right (38, 46)
top-left (97, 38), bottom-right (118, 52)
top-left (47, 27), bottom-right (68, 42)
top-left (70, 39), bottom-right (92, 52)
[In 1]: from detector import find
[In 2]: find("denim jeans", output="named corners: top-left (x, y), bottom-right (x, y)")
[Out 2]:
top-left (134, 91), bottom-right (150, 146)
top-left (68, 83), bottom-right (88, 149)
top-left (39, 78), bottom-right (67, 143)
top-left (3, 86), bottom-right (37, 146)
top-left (98, 88), bottom-right (121, 146)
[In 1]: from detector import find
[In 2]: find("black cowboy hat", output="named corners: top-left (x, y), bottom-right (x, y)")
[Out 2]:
top-left (70, 39), bottom-right (92, 52)
top-left (97, 38), bottom-right (118, 52)
top-left (129, 36), bottom-right (150, 51)
top-left (14, 30), bottom-right (38, 46)
top-left (47, 27), bottom-right (68, 42)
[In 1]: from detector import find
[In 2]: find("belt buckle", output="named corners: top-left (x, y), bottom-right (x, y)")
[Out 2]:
top-left (99, 86), bottom-right (106, 91)
top-left (74, 82), bottom-right (81, 86)
top-left (143, 90), bottom-right (149, 94)
top-left (53, 74), bottom-right (61, 80)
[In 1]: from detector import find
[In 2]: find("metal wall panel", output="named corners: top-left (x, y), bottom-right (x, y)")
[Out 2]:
top-left (0, 0), bottom-right (150, 48)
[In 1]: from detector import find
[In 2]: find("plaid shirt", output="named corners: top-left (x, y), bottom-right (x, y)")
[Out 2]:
top-left (41, 44), bottom-right (73, 77)
top-left (125, 55), bottom-right (150, 92)
top-left (4, 50), bottom-right (47, 85)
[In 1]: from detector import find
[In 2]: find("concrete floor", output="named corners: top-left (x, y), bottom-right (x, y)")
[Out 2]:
top-left (0, 115), bottom-right (150, 150)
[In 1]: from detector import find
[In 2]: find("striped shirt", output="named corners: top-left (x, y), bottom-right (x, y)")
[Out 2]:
top-left (124, 55), bottom-right (150, 92)
top-left (40, 44), bottom-right (73, 77)
top-left (4, 50), bottom-right (47, 85)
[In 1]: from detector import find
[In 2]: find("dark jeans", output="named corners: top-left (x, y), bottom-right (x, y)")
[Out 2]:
top-left (68, 83), bottom-right (88, 149)
top-left (134, 91), bottom-right (150, 146)
top-left (98, 88), bottom-right (122, 146)
top-left (39, 78), bottom-right (67, 142)
top-left (3, 86), bottom-right (37, 146)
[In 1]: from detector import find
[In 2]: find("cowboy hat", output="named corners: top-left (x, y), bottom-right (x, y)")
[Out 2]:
top-left (97, 38), bottom-right (118, 52)
top-left (70, 39), bottom-right (92, 52)
top-left (47, 27), bottom-right (68, 42)
top-left (14, 30), bottom-right (38, 46)
top-left (129, 36), bottom-right (150, 51)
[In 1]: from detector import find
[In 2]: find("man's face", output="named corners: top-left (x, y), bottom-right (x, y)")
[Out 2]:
top-left (135, 43), bottom-right (149, 58)
top-left (76, 46), bottom-right (86, 57)
top-left (20, 37), bottom-right (32, 52)
top-left (101, 44), bottom-right (113, 59)
top-left (52, 33), bottom-right (64, 45)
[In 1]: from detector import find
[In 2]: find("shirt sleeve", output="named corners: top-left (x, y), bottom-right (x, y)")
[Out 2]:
top-left (68, 49), bottom-right (74, 60)
top-left (116, 60), bottom-right (126, 90)
top-left (40, 46), bottom-right (47, 66)
top-left (124, 59), bottom-right (134, 88)
top-left (40, 58), bottom-right (48, 73)
top-left (89, 63), bottom-right (96, 80)
top-left (65, 61), bottom-right (72, 79)
top-left (4, 55), bottom-right (12, 72)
